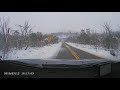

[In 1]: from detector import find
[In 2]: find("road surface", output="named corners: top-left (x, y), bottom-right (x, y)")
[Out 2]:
top-left (55, 42), bottom-right (102, 60)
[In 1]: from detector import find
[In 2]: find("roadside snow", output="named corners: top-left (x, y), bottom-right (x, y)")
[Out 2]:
top-left (66, 42), bottom-right (119, 61)
top-left (6, 42), bottom-right (62, 60)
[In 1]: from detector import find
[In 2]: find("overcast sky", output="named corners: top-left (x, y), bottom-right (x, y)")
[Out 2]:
top-left (0, 12), bottom-right (120, 34)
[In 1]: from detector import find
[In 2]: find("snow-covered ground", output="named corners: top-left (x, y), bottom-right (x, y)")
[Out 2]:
top-left (66, 42), bottom-right (120, 61)
top-left (5, 42), bottom-right (62, 60)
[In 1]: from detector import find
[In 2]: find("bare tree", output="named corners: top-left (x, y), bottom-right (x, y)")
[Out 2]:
top-left (102, 22), bottom-right (112, 34)
top-left (102, 22), bottom-right (115, 49)
top-left (0, 17), bottom-right (10, 60)
top-left (18, 21), bottom-right (32, 50)
top-left (102, 22), bottom-right (119, 56)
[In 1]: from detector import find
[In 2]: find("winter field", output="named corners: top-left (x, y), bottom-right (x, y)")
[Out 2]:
top-left (3, 42), bottom-right (62, 60)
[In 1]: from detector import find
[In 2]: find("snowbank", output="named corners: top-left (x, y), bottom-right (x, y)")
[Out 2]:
top-left (6, 42), bottom-right (62, 60)
top-left (66, 42), bottom-right (119, 61)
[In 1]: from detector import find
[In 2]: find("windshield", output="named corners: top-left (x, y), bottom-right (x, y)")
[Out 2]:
top-left (0, 12), bottom-right (120, 78)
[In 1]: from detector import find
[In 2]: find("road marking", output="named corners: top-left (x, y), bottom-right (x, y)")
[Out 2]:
top-left (65, 44), bottom-right (80, 60)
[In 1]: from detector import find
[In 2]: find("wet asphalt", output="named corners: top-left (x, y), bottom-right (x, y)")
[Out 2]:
top-left (55, 43), bottom-right (102, 60)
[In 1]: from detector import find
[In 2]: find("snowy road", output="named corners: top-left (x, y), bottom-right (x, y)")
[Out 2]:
top-left (6, 42), bottom-right (116, 61)
top-left (55, 43), bottom-right (102, 60)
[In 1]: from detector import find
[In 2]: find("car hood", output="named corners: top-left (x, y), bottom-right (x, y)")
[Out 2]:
top-left (9, 59), bottom-right (113, 68)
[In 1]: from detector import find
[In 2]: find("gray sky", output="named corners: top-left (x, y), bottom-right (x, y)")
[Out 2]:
top-left (0, 12), bottom-right (120, 34)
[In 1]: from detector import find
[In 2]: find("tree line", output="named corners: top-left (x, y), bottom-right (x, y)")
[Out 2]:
top-left (0, 18), bottom-right (59, 60)
top-left (66, 22), bottom-right (120, 51)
